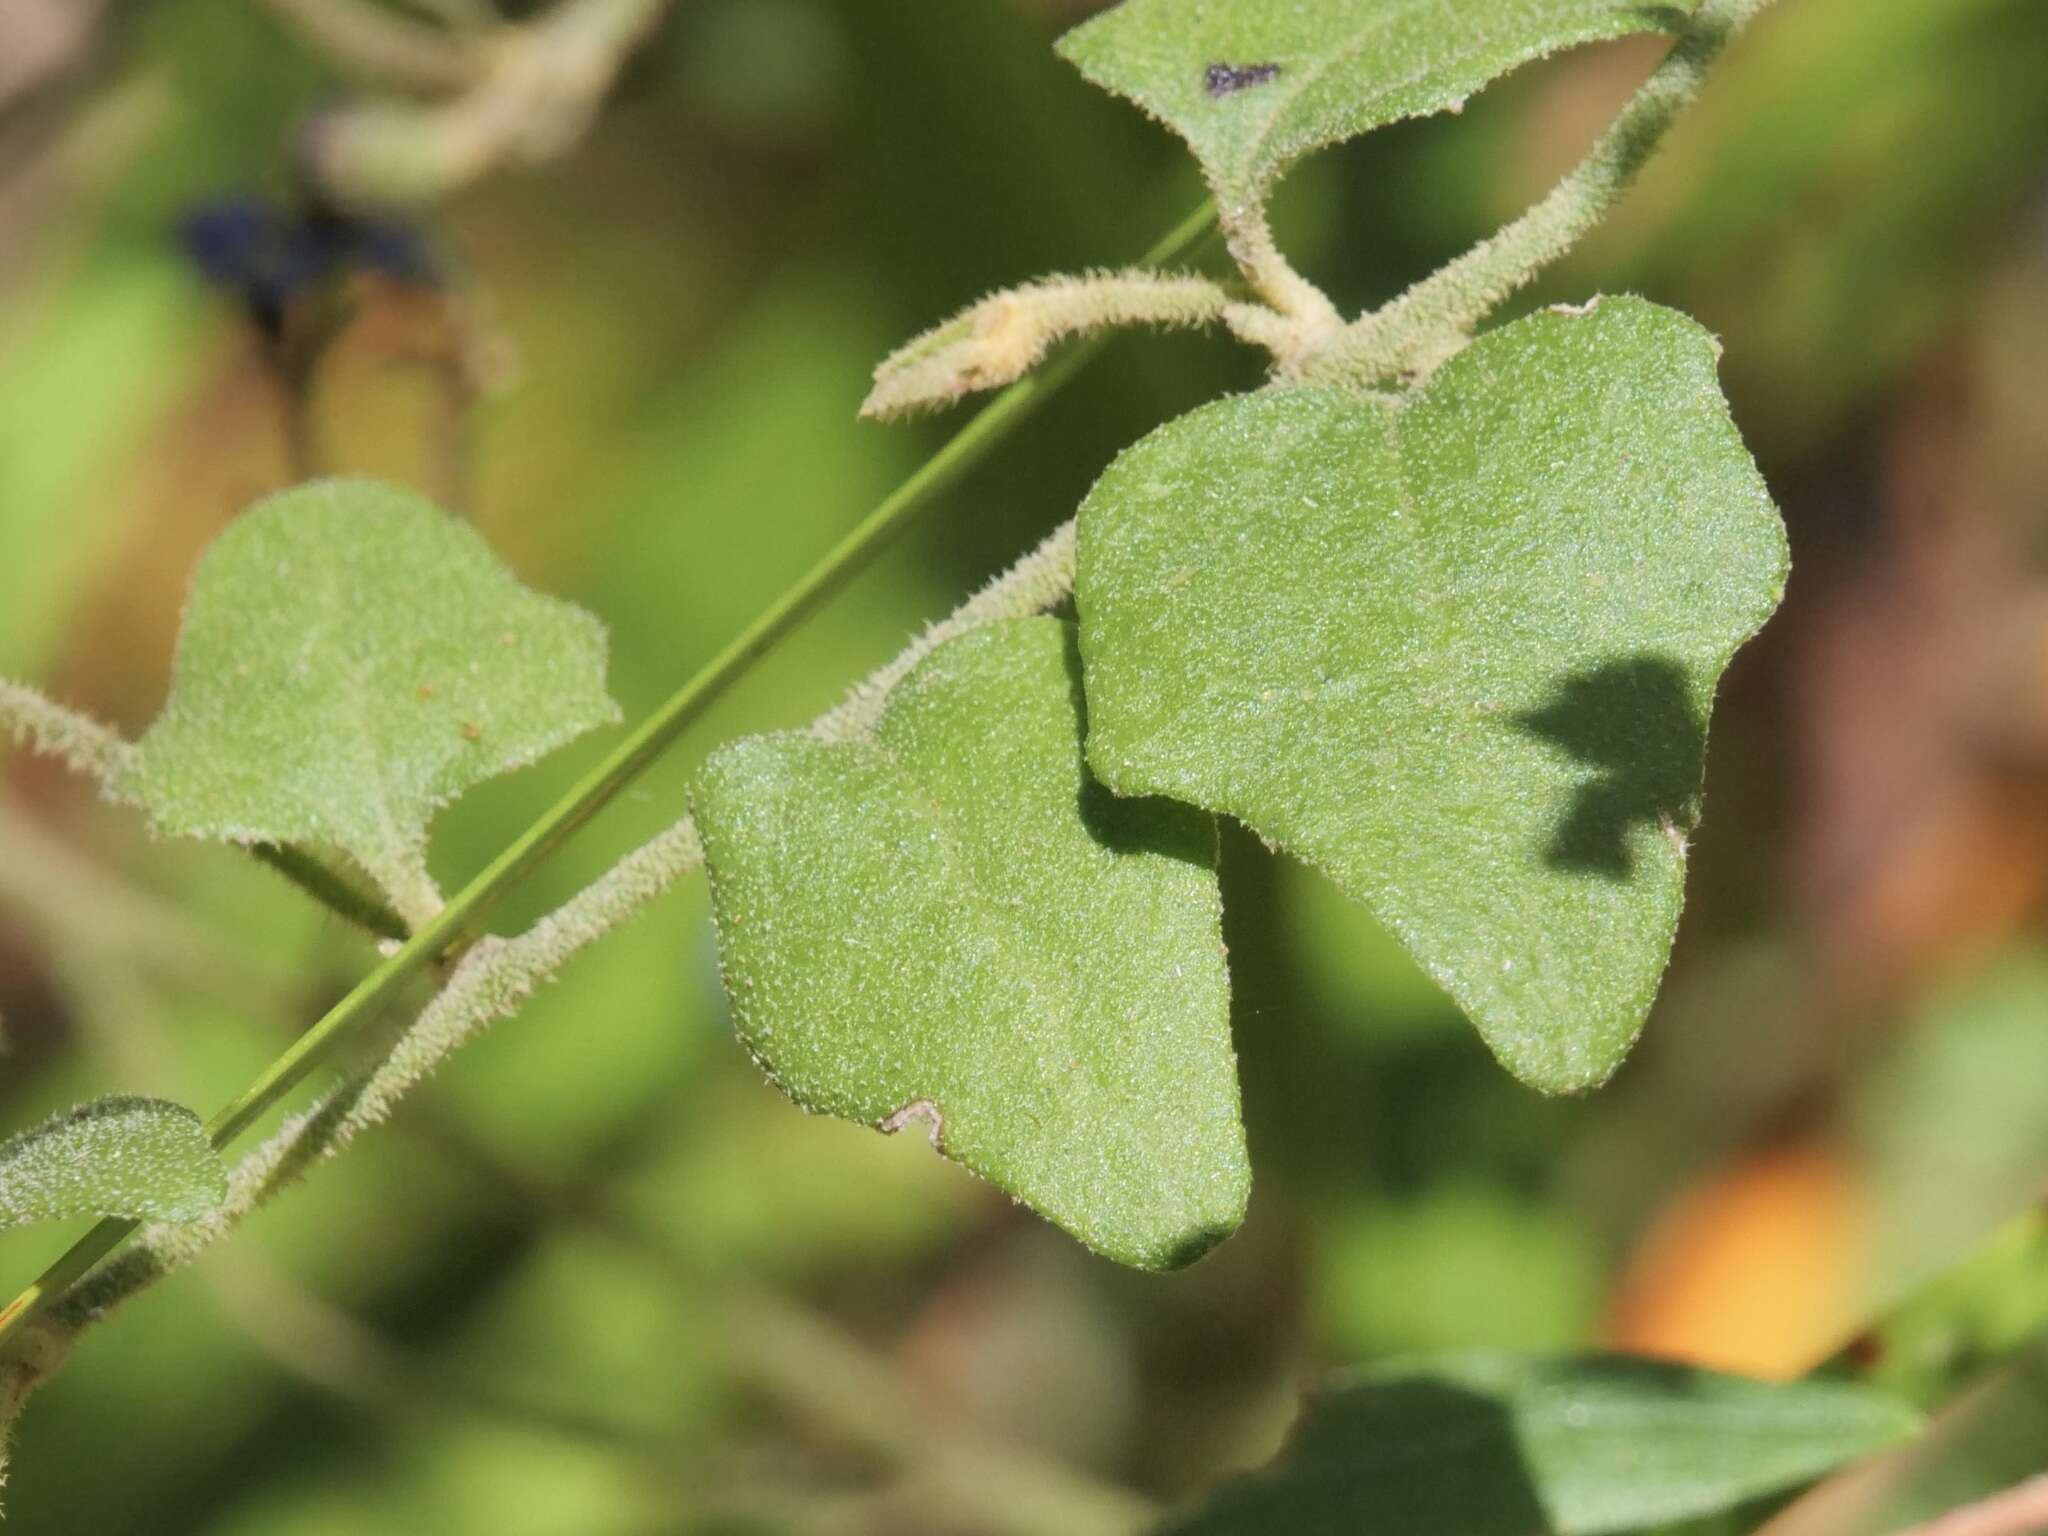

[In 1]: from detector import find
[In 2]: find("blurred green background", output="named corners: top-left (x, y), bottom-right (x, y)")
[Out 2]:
top-left (1, 0), bottom-right (2045, 1530)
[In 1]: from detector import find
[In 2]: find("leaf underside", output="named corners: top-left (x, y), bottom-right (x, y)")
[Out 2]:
top-left (0, 1096), bottom-right (225, 1229)
top-left (1077, 297), bottom-right (1788, 1091)
top-left (693, 618), bottom-right (1248, 1272)
top-left (1057, 0), bottom-right (1690, 208)
top-left (118, 479), bottom-right (620, 911)
top-left (1160, 1352), bottom-right (1921, 1535)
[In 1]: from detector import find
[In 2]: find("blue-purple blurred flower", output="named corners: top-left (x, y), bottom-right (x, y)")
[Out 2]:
top-left (178, 196), bottom-right (440, 339)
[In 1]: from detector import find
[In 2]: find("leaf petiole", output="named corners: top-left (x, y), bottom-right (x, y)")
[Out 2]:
top-left (1320, 0), bottom-right (1781, 386)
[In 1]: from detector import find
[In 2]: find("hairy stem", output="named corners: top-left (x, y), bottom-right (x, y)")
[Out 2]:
top-left (810, 519), bottom-right (1079, 743)
top-left (1, 518), bottom-right (1106, 1471)
top-left (1217, 198), bottom-right (1344, 360)
top-left (1, 680), bottom-right (412, 939)
top-left (1315, 0), bottom-right (1776, 386)
top-left (19, 498), bottom-right (1104, 1344)
top-left (0, 679), bottom-right (130, 782)
top-left (863, 269), bottom-right (1233, 420)
top-left (0, 203), bottom-right (1216, 1351)
top-left (34, 817), bottom-right (705, 1340)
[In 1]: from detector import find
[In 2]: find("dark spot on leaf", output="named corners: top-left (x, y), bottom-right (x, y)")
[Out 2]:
top-left (1204, 61), bottom-right (1282, 97)
top-left (1512, 656), bottom-right (1704, 879)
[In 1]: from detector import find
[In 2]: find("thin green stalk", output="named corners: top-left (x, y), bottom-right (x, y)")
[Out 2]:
top-left (31, 511), bottom-right (1105, 1341)
top-left (1315, 0), bottom-right (1776, 386)
top-left (0, 201), bottom-right (1217, 1349)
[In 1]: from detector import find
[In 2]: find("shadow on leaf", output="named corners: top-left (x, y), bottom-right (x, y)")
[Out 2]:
top-left (1060, 622), bottom-right (1215, 870)
top-left (1513, 656), bottom-right (1704, 879)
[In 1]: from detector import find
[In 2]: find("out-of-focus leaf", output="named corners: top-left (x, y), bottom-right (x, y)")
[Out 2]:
top-left (1077, 297), bottom-right (1786, 1091)
top-left (694, 618), bottom-right (1247, 1271)
top-left (1858, 954), bottom-right (2048, 1293)
top-left (1283, 859), bottom-right (1465, 1045)
top-left (1760, 1337), bottom-right (2048, 1536)
top-left (1162, 1352), bottom-right (1920, 1535)
top-left (118, 480), bottom-right (619, 916)
top-left (0, 1097), bottom-right (224, 1228)
top-left (1837, 1211), bottom-right (2048, 1417)
top-left (1317, 1184), bottom-right (1597, 1356)
top-left (1057, 0), bottom-right (1684, 208)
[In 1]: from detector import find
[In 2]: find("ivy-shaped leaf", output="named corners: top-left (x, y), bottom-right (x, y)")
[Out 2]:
top-left (1160, 1353), bottom-right (1920, 1535)
top-left (118, 480), bottom-right (620, 918)
top-left (0, 1097), bottom-right (224, 1228)
top-left (1058, 0), bottom-right (1688, 210)
top-left (693, 618), bottom-right (1247, 1271)
top-left (1077, 298), bottom-right (1787, 1091)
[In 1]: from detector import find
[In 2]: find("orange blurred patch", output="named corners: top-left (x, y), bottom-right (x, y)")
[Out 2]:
top-left (1606, 1141), bottom-right (1869, 1379)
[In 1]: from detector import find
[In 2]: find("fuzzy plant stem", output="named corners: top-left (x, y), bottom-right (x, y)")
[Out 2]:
top-left (11, 510), bottom-right (1114, 1417)
top-left (0, 680), bottom-right (130, 783)
top-left (43, 818), bottom-right (707, 1334)
top-left (1317, 0), bottom-right (1778, 386)
top-left (0, 203), bottom-right (1217, 1352)
top-left (862, 271), bottom-right (1233, 420)
top-left (0, 681), bottom-right (412, 940)
top-left (40, 813), bottom-right (1148, 1536)
top-left (809, 519), bottom-right (1079, 743)
top-left (1216, 198), bottom-right (1346, 368)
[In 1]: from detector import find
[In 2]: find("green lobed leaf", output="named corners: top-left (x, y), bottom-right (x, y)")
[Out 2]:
top-left (0, 1096), bottom-right (225, 1228)
top-left (1057, 0), bottom-right (1688, 210)
top-left (118, 479), bottom-right (620, 916)
top-left (1160, 1353), bottom-right (1921, 1536)
top-left (693, 617), bottom-right (1247, 1271)
top-left (1076, 297), bottom-right (1787, 1091)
